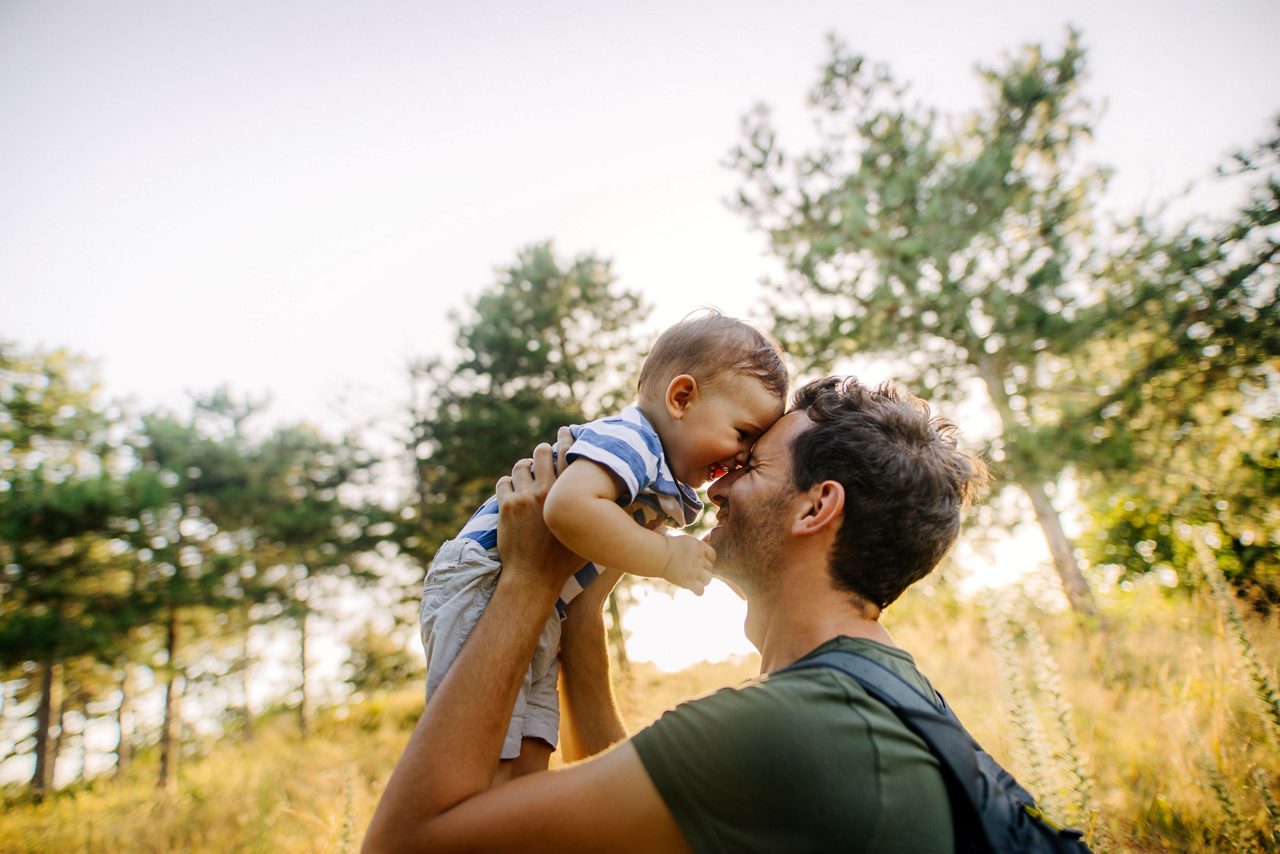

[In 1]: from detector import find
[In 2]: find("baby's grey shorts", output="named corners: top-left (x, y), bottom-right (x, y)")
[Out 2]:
top-left (419, 537), bottom-right (562, 759)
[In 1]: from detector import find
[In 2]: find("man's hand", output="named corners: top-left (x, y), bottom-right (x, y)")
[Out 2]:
top-left (495, 442), bottom-right (584, 589)
top-left (364, 429), bottom-right (691, 854)
top-left (660, 534), bottom-right (715, 595)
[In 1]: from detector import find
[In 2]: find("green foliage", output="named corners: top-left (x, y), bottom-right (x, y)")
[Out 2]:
top-left (1077, 120), bottom-right (1279, 602)
top-left (731, 30), bottom-right (1104, 413)
top-left (342, 621), bottom-right (424, 696)
top-left (0, 345), bottom-right (125, 645)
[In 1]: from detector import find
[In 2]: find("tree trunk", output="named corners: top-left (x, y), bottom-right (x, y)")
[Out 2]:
top-left (973, 352), bottom-right (1097, 616)
top-left (51, 701), bottom-right (67, 779)
top-left (116, 665), bottom-right (133, 778)
top-left (1022, 478), bottom-right (1098, 616)
top-left (606, 591), bottom-right (631, 675)
top-left (30, 659), bottom-right (61, 800)
top-left (158, 609), bottom-right (182, 793)
top-left (298, 609), bottom-right (310, 739)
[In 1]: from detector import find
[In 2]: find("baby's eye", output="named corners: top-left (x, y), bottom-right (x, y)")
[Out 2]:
top-left (736, 429), bottom-right (749, 442)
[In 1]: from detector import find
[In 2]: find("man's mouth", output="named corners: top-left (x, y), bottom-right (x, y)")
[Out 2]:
top-left (705, 505), bottom-right (727, 536)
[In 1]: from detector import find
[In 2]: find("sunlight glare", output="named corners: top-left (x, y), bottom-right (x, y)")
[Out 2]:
top-left (623, 580), bottom-right (757, 672)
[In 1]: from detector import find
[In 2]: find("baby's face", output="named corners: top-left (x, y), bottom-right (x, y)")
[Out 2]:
top-left (667, 374), bottom-right (785, 489)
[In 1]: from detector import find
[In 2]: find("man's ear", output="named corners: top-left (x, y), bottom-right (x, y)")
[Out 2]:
top-left (792, 481), bottom-right (844, 538)
top-left (665, 374), bottom-right (699, 421)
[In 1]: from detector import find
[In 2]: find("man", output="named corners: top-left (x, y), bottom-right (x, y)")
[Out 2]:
top-left (364, 376), bottom-right (988, 852)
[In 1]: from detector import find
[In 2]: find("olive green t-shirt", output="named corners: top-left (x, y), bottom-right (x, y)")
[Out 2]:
top-left (631, 636), bottom-right (954, 854)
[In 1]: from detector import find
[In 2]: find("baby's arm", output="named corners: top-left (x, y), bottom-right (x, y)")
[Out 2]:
top-left (543, 459), bottom-right (714, 595)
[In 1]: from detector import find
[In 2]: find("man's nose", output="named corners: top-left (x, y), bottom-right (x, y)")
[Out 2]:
top-left (707, 466), bottom-right (743, 504)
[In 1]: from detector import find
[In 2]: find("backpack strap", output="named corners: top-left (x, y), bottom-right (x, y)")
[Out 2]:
top-left (782, 648), bottom-right (1088, 854)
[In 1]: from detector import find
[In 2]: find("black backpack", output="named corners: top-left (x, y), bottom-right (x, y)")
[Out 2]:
top-left (783, 648), bottom-right (1092, 854)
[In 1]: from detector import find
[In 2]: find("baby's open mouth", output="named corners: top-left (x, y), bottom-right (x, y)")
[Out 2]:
top-left (709, 463), bottom-right (729, 480)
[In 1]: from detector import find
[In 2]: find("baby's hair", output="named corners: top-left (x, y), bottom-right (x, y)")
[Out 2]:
top-left (637, 310), bottom-right (788, 402)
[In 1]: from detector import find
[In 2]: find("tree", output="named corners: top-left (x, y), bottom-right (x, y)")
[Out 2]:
top-left (0, 343), bottom-right (130, 799)
top-left (124, 402), bottom-right (258, 790)
top-left (730, 32), bottom-right (1106, 613)
top-left (253, 423), bottom-right (382, 737)
top-left (342, 621), bottom-right (424, 697)
top-left (1076, 119), bottom-right (1280, 606)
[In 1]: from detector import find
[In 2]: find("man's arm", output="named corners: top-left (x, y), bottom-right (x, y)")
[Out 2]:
top-left (559, 566), bottom-right (628, 761)
top-left (363, 444), bottom-right (690, 854)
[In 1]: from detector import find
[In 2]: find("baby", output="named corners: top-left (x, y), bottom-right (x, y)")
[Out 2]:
top-left (419, 311), bottom-right (788, 773)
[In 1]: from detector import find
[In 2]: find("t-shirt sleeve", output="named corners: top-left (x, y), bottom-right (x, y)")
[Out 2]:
top-left (567, 417), bottom-right (663, 505)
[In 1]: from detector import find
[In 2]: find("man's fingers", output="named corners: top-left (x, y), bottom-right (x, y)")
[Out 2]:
top-left (511, 457), bottom-right (534, 488)
top-left (531, 442), bottom-right (555, 483)
top-left (554, 426), bottom-right (574, 475)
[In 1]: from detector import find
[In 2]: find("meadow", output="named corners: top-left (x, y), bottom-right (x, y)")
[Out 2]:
top-left (2, 575), bottom-right (1277, 853)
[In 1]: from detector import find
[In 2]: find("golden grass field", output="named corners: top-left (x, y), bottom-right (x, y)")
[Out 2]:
top-left (3, 578), bottom-right (1277, 853)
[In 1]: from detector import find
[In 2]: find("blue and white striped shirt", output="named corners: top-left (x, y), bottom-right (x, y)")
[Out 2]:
top-left (455, 406), bottom-right (703, 615)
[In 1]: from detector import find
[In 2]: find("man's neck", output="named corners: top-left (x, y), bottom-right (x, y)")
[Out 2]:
top-left (748, 581), bottom-right (896, 674)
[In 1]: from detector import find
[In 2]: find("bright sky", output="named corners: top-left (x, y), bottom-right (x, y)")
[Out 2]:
top-left (3, 1), bottom-right (1278, 678)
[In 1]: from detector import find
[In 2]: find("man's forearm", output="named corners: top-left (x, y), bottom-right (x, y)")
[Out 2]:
top-left (559, 601), bottom-right (628, 760)
top-left (363, 561), bottom-right (562, 852)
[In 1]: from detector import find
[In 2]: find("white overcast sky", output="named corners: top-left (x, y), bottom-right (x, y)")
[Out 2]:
top-left (3, 0), bottom-right (1277, 431)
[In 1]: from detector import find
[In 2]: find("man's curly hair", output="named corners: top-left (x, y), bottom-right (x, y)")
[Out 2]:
top-left (789, 376), bottom-right (989, 609)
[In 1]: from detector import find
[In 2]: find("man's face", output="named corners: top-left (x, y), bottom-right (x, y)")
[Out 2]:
top-left (704, 410), bottom-right (811, 594)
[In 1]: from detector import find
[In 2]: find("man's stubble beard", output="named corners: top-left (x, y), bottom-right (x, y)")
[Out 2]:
top-left (712, 489), bottom-right (793, 597)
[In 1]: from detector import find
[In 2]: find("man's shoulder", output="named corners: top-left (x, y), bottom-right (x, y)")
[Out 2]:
top-left (797, 636), bottom-right (941, 701)
top-left (634, 637), bottom-right (944, 770)
top-left (630, 642), bottom-right (954, 853)
top-left (635, 650), bottom-right (900, 749)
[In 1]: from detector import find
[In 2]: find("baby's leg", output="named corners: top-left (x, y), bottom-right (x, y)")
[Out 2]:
top-left (509, 738), bottom-right (554, 779)
top-left (420, 539), bottom-right (501, 704)
top-left (491, 738), bottom-right (554, 786)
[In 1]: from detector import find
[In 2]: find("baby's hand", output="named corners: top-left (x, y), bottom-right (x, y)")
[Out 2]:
top-left (661, 534), bottom-right (716, 596)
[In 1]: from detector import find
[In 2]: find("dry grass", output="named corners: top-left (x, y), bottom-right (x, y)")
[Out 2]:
top-left (3, 580), bottom-right (1278, 852)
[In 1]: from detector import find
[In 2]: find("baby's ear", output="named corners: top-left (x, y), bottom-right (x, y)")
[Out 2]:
top-left (665, 374), bottom-right (699, 420)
